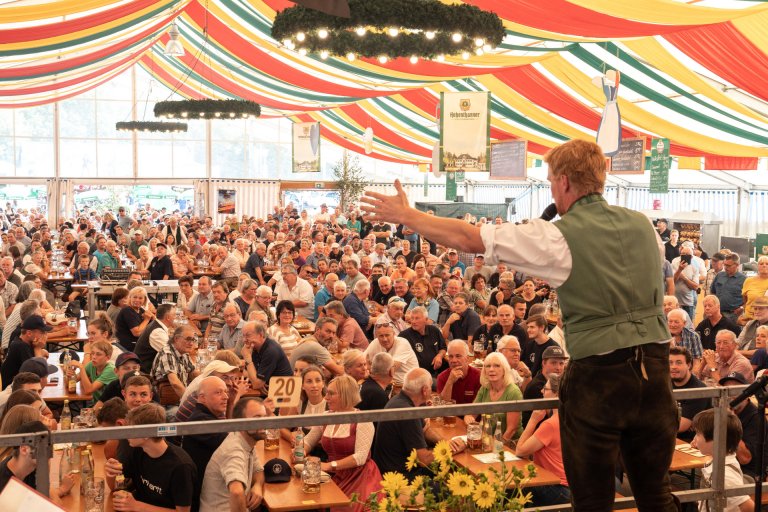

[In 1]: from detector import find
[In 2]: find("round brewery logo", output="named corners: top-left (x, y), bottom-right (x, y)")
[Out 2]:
top-left (415, 343), bottom-right (424, 353)
top-left (272, 463), bottom-right (283, 474)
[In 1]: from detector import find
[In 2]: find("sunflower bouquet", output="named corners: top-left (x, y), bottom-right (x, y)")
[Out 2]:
top-left (357, 440), bottom-right (536, 512)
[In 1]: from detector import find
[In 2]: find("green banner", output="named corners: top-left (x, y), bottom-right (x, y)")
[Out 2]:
top-left (446, 172), bottom-right (457, 201)
top-left (649, 138), bottom-right (670, 193)
top-left (756, 234), bottom-right (768, 260)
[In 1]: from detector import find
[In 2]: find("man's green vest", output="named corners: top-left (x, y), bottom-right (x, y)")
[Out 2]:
top-left (554, 194), bottom-right (670, 360)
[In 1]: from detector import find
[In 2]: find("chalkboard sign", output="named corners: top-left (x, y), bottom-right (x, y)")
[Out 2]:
top-left (610, 137), bottom-right (646, 174)
top-left (490, 140), bottom-right (527, 180)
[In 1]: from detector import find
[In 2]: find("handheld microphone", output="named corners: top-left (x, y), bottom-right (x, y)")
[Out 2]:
top-left (540, 203), bottom-right (558, 221)
top-left (729, 374), bottom-right (768, 408)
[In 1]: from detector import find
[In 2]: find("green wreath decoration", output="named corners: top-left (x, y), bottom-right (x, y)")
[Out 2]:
top-left (154, 99), bottom-right (261, 120)
top-left (115, 121), bottom-right (188, 133)
top-left (271, 0), bottom-right (505, 60)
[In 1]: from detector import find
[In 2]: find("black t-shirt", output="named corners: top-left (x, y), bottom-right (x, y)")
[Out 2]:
top-left (372, 289), bottom-right (396, 308)
top-left (372, 393), bottom-right (427, 480)
top-left (486, 323), bottom-right (528, 352)
top-left (522, 338), bottom-right (559, 377)
top-left (0, 338), bottom-right (34, 387)
top-left (695, 316), bottom-right (742, 351)
top-left (449, 310), bottom-right (481, 341)
top-left (115, 307), bottom-right (144, 352)
top-left (119, 442), bottom-right (197, 508)
top-left (0, 455), bottom-right (35, 493)
top-left (256, 338), bottom-right (293, 386)
top-left (399, 326), bottom-right (447, 377)
top-left (673, 375), bottom-right (710, 442)
top-left (359, 377), bottom-right (391, 411)
top-left (149, 255), bottom-right (173, 281)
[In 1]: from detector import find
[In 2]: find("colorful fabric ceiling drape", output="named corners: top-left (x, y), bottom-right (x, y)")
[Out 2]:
top-left (3, 0), bottom-right (768, 165)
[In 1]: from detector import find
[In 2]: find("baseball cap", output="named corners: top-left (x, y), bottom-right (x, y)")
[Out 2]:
top-left (448, 249), bottom-right (457, 254)
top-left (22, 315), bottom-right (53, 332)
top-left (156, 242), bottom-right (167, 249)
top-left (331, 243), bottom-right (340, 248)
top-left (203, 360), bottom-right (240, 376)
top-left (719, 372), bottom-right (748, 385)
top-left (542, 346), bottom-right (567, 360)
top-left (115, 352), bottom-right (141, 368)
top-left (264, 458), bottom-right (292, 483)
top-left (19, 357), bottom-right (58, 378)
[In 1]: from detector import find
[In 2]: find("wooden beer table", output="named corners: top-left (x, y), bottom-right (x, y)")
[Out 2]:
top-left (257, 437), bottom-right (351, 512)
top-left (53, 441), bottom-right (115, 511)
top-left (46, 318), bottom-right (88, 352)
top-left (292, 316), bottom-right (315, 336)
top-left (41, 352), bottom-right (93, 403)
top-left (430, 420), bottom-right (561, 488)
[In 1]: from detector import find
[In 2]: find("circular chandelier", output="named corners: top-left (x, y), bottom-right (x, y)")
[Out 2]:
top-left (154, 99), bottom-right (261, 120)
top-left (271, 0), bottom-right (505, 62)
top-left (115, 121), bottom-right (188, 133)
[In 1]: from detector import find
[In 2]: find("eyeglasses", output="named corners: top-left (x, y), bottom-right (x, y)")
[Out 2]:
top-left (179, 336), bottom-right (198, 343)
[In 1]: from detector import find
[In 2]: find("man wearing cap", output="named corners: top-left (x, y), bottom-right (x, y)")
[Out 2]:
top-left (148, 242), bottom-right (173, 281)
top-left (275, 264), bottom-right (314, 319)
top-left (697, 329), bottom-right (754, 384)
top-left (703, 252), bottom-right (725, 298)
top-left (656, 219), bottom-right (671, 242)
top-left (446, 249), bottom-right (465, 276)
top-left (719, 372), bottom-right (768, 479)
top-left (0, 365), bottom-right (55, 417)
top-left (463, 255), bottom-right (492, 287)
top-left (199, 397), bottom-right (267, 512)
top-left (363, 140), bottom-right (679, 510)
top-left (737, 296), bottom-right (768, 356)
top-left (668, 346), bottom-right (709, 442)
top-left (522, 345), bottom-right (567, 424)
top-left (711, 253), bottom-right (746, 323)
top-left (0, 315), bottom-right (50, 386)
top-left (95, 352), bottom-right (142, 408)
top-left (127, 230), bottom-right (147, 262)
top-left (375, 296), bottom-right (409, 335)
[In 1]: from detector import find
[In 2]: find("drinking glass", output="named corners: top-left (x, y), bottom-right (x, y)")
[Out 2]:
top-left (443, 399), bottom-right (457, 428)
top-left (467, 423), bottom-right (482, 451)
top-left (84, 477), bottom-right (105, 512)
top-left (431, 395), bottom-right (443, 426)
top-left (265, 429), bottom-right (280, 451)
top-left (302, 457), bottom-right (321, 493)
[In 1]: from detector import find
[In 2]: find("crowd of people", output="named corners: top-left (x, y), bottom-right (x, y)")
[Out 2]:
top-left (0, 185), bottom-right (761, 511)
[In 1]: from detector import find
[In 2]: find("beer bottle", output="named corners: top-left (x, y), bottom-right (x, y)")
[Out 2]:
top-left (60, 400), bottom-right (72, 430)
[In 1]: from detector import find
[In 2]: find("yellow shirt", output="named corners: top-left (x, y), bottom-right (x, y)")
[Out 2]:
top-left (741, 276), bottom-right (768, 319)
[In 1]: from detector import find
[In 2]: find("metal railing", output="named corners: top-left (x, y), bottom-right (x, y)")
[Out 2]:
top-left (0, 385), bottom-right (757, 512)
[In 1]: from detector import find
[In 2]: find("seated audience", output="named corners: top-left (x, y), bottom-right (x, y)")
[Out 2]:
top-left (522, 314), bottom-right (559, 377)
top-left (324, 300), bottom-right (368, 351)
top-left (406, 278), bottom-right (439, 324)
top-left (204, 281), bottom-right (230, 341)
top-left (280, 365), bottom-right (327, 442)
top-left (695, 295), bottom-right (741, 351)
top-left (342, 349), bottom-right (368, 382)
top-left (217, 303), bottom-right (245, 355)
top-left (441, 292), bottom-right (481, 344)
top-left (399, 306), bottom-right (447, 380)
top-left (268, 300), bottom-right (302, 359)
top-left (466, 352), bottom-right (522, 442)
top-left (289, 317), bottom-right (344, 376)
top-left (151, 324), bottom-right (200, 406)
top-left (496, 335), bottom-right (532, 392)
top-left (697, 330), bottom-right (754, 384)
top-left (0, 315), bottom-right (50, 386)
top-left (669, 346), bottom-right (709, 442)
top-left (363, 322), bottom-right (418, 386)
top-left (375, 296), bottom-right (409, 335)
top-left (68, 339), bottom-right (117, 402)
top-left (737, 295), bottom-right (768, 356)
top-left (134, 303), bottom-right (176, 373)
top-left (177, 355), bottom-right (243, 421)
top-left (115, 286), bottom-right (154, 352)
top-left (95, 352), bottom-right (142, 408)
top-left (668, 308), bottom-right (703, 368)
top-left (486, 305), bottom-right (527, 353)
top-left (241, 320), bottom-right (293, 395)
top-left (359, 352), bottom-right (394, 411)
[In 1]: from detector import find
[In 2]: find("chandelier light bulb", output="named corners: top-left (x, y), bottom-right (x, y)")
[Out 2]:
top-left (199, 112), bottom-right (205, 117)
top-left (355, 27), bottom-right (366, 36)
top-left (388, 27), bottom-right (399, 37)
top-left (298, 48), bottom-right (308, 56)
top-left (282, 39), bottom-right (291, 47)
top-left (287, 41), bottom-right (295, 50)
top-left (475, 48), bottom-right (484, 56)
top-left (425, 31), bottom-right (436, 40)
top-left (409, 55), bottom-right (418, 64)
top-left (346, 52), bottom-right (356, 61)
top-left (451, 33), bottom-right (462, 43)
top-left (215, 112), bottom-right (221, 117)
top-left (461, 51), bottom-right (470, 60)
top-left (436, 54), bottom-right (445, 62)
top-left (296, 32), bottom-right (306, 42)
top-left (318, 29), bottom-right (329, 39)
top-left (181, 112), bottom-right (188, 117)
top-left (229, 112), bottom-right (236, 117)
top-left (378, 55), bottom-right (388, 64)
top-left (482, 44), bottom-right (492, 52)
top-left (474, 38), bottom-right (484, 47)
top-left (320, 50), bottom-right (329, 59)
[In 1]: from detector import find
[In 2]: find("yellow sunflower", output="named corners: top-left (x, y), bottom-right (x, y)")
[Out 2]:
top-left (381, 472), bottom-right (409, 497)
top-left (409, 475), bottom-right (425, 491)
top-left (447, 472), bottom-right (475, 497)
top-left (436, 460), bottom-right (451, 478)
top-left (433, 440), bottom-right (452, 464)
top-left (473, 481), bottom-right (497, 509)
top-left (406, 450), bottom-right (419, 471)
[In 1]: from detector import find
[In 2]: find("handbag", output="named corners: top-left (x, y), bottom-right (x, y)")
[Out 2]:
top-left (156, 379), bottom-right (181, 406)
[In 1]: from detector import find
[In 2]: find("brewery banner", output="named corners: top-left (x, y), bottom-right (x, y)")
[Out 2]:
top-left (439, 91), bottom-right (490, 172)
top-left (292, 121), bottom-right (321, 173)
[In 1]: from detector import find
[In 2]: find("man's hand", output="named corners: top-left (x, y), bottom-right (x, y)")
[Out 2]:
top-left (447, 313), bottom-right (461, 325)
top-left (447, 367), bottom-right (464, 384)
top-left (112, 490), bottom-right (140, 511)
top-left (449, 437), bottom-right (466, 454)
top-left (703, 349), bottom-right (716, 366)
top-left (246, 486), bottom-right (263, 509)
top-left (104, 458), bottom-right (123, 478)
top-left (359, 180), bottom-right (410, 225)
top-left (431, 353), bottom-right (444, 370)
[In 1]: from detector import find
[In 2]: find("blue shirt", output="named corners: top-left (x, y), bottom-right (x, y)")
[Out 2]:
top-left (710, 271), bottom-right (747, 311)
top-left (407, 297), bottom-right (440, 324)
top-left (314, 287), bottom-right (332, 321)
top-left (342, 294), bottom-right (370, 332)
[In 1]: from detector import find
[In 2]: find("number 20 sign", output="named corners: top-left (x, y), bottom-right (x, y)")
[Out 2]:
top-left (268, 376), bottom-right (302, 408)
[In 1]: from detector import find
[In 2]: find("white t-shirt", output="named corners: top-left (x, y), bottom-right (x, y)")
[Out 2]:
top-left (364, 336), bottom-right (418, 384)
top-left (699, 454), bottom-right (749, 511)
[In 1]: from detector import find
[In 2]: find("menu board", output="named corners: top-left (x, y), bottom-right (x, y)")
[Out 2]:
top-left (610, 137), bottom-right (646, 174)
top-left (490, 140), bottom-right (527, 180)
